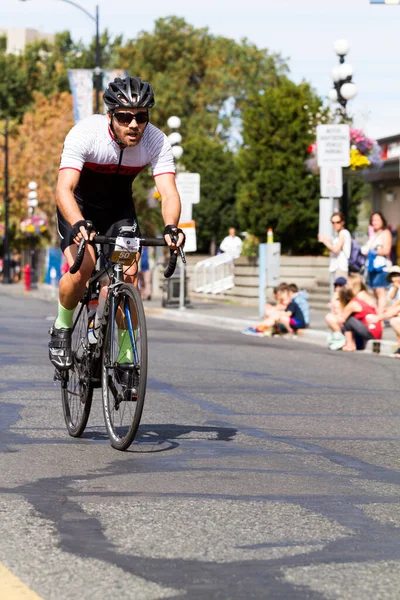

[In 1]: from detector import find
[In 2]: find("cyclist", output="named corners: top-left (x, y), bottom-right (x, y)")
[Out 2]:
top-left (49, 76), bottom-right (184, 371)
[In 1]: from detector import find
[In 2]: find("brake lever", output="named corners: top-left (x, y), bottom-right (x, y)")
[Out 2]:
top-left (171, 233), bottom-right (186, 264)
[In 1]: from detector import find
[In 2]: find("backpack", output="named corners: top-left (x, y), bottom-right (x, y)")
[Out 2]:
top-left (293, 290), bottom-right (310, 326)
top-left (348, 238), bottom-right (366, 273)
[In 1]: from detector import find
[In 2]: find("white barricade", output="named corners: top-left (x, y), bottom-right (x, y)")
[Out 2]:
top-left (193, 253), bottom-right (234, 294)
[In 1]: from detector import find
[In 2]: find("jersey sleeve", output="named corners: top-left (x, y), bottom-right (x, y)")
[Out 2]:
top-left (59, 120), bottom-right (93, 172)
top-left (144, 125), bottom-right (176, 177)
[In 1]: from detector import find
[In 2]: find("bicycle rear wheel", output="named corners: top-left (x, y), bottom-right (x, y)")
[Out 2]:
top-left (61, 302), bottom-right (93, 437)
top-left (102, 283), bottom-right (148, 451)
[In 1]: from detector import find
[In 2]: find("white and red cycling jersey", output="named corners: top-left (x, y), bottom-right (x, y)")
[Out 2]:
top-left (59, 114), bottom-right (175, 212)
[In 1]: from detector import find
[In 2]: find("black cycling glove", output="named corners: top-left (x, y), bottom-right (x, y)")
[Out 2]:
top-left (72, 220), bottom-right (95, 238)
top-left (163, 224), bottom-right (185, 246)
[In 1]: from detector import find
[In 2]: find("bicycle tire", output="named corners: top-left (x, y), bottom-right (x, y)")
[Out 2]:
top-left (61, 302), bottom-right (93, 437)
top-left (102, 283), bottom-right (148, 451)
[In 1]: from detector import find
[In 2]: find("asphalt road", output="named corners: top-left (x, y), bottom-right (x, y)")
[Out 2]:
top-left (1, 291), bottom-right (400, 599)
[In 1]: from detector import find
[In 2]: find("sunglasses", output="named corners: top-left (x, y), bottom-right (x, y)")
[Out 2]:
top-left (113, 111), bottom-right (149, 125)
top-left (331, 220), bottom-right (342, 224)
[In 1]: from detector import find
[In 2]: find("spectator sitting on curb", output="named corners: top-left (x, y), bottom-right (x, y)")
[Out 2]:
top-left (337, 274), bottom-right (382, 352)
top-left (326, 277), bottom-right (347, 350)
top-left (242, 285), bottom-right (306, 336)
top-left (243, 283), bottom-right (289, 336)
top-left (386, 265), bottom-right (400, 304)
top-left (263, 282), bottom-right (289, 321)
top-left (326, 277), bottom-right (347, 330)
top-left (366, 266), bottom-right (400, 357)
top-left (288, 283), bottom-right (310, 328)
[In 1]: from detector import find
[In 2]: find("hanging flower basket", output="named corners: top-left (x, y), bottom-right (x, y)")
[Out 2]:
top-left (306, 128), bottom-right (383, 175)
top-left (20, 216), bottom-right (48, 236)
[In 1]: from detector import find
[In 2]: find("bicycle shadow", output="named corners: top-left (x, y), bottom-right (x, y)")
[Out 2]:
top-left (131, 423), bottom-right (238, 453)
top-left (81, 423), bottom-right (238, 453)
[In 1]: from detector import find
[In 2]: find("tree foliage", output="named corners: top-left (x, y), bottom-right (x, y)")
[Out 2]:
top-left (117, 16), bottom-right (286, 138)
top-left (0, 18), bottom-right (350, 255)
top-left (236, 77), bottom-right (324, 254)
top-left (0, 92), bottom-right (74, 244)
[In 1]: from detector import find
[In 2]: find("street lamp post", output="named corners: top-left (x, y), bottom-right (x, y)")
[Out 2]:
top-left (329, 39), bottom-right (358, 226)
top-left (167, 116), bottom-right (186, 309)
top-left (2, 117), bottom-right (11, 285)
top-left (20, 0), bottom-right (101, 113)
top-left (27, 181), bottom-right (38, 288)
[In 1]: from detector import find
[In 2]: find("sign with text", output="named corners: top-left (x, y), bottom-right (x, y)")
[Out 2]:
top-left (316, 124), bottom-right (350, 167)
top-left (176, 173), bottom-right (200, 204)
top-left (320, 166), bottom-right (343, 198)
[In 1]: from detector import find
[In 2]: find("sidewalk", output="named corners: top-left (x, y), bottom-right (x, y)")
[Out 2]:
top-left (1, 282), bottom-right (398, 357)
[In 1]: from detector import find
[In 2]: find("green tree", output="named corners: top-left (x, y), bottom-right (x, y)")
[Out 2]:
top-left (117, 16), bottom-right (286, 138)
top-left (183, 135), bottom-right (238, 253)
top-left (236, 77), bottom-right (325, 254)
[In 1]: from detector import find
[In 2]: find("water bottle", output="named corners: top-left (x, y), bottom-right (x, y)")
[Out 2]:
top-left (94, 286), bottom-right (108, 337)
top-left (88, 297), bottom-right (99, 345)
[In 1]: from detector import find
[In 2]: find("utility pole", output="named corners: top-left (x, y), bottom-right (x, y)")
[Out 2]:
top-left (3, 117), bottom-right (11, 284)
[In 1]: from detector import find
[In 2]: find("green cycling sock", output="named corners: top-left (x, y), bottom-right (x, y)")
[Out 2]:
top-left (55, 301), bottom-right (75, 329)
top-left (117, 329), bottom-right (134, 363)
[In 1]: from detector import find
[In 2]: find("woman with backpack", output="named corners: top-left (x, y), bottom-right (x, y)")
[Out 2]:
top-left (318, 211), bottom-right (352, 284)
top-left (361, 212), bottom-right (392, 314)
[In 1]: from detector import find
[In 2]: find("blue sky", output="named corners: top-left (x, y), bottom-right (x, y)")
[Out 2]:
top-left (3, 0), bottom-right (400, 139)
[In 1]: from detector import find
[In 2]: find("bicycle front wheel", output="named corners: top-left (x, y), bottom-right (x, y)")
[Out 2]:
top-left (61, 302), bottom-right (93, 437)
top-left (102, 283), bottom-right (148, 451)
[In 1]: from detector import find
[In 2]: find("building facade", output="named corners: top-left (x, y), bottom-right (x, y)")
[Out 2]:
top-left (0, 28), bottom-right (54, 54)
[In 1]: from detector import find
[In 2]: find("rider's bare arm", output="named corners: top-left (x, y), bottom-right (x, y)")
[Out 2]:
top-left (155, 173), bottom-right (184, 247)
top-left (56, 169), bottom-right (94, 243)
top-left (56, 169), bottom-right (84, 226)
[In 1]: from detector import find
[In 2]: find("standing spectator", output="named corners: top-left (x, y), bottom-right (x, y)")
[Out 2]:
top-left (362, 212), bottom-right (392, 314)
top-left (318, 212), bottom-right (351, 289)
top-left (337, 274), bottom-right (382, 351)
top-left (219, 227), bottom-right (243, 259)
top-left (12, 251), bottom-right (21, 282)
top-left (138, 246), bottom-right (152, 301)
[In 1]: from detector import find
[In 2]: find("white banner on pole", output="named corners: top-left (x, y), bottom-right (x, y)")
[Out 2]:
top-left (320, 166), bottom-right (343, 198)
top-left (68, 69), bottom-right (94, 123)
top-left (102, 70), bottom-right (126, 112)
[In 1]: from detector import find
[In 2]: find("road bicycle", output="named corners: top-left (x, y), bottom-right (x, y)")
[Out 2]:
top-left (55, 226), bottom-right (184, 451)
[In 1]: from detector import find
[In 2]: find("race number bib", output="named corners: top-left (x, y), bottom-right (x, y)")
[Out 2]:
top-left (111, 236), bottom-right (140, 266)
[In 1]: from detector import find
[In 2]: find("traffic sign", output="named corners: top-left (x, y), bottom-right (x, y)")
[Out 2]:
top-left (320, 166), bottom-right (343, 198)
top-left (316, 124), bottom-right (350, 167)
top-left (176, 173), bottom-right (200, 204)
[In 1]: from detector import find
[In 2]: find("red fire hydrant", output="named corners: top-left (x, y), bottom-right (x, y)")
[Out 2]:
top-left (23, 264), bottom-right (31, 292)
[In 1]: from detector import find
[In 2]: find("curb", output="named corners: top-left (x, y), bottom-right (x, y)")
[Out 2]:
top-left (144, 306), bottom-right (329, 348)
top-left (3, 285), bottom-right (398, 357)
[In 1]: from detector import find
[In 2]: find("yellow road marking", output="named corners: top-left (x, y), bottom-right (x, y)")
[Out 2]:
top-left (0, 563), bottom-right (42, 599)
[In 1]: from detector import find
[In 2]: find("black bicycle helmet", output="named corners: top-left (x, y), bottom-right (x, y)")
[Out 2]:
top-left (103, 76), bottom-right (155, 111)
